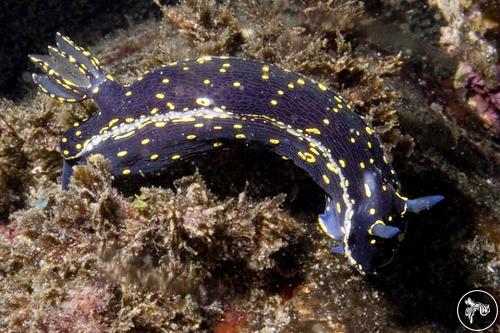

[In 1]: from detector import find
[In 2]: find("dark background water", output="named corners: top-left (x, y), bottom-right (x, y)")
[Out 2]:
top-left (0, 0), bottom-right (171, 100)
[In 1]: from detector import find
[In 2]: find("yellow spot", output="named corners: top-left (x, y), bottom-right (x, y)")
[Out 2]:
top-left (360, 162), bottom-right (365, 169)
top-left (322, 174), bottom-right (330, 184)
top-left (305, 128), bottom-right (321, 135)
top-left (350, 137), bottom-right (356, 143)
top-left (203, 79), bottom-right (211, 85)
top-left (334, 96), bottom-right (342, 103)
top-left (196, 56), bottom-right (212, 63)
top-left (269, 138), bottom-right (280, 144)
top-left (155, 122), bottom-right (166, 128)
top-left (76, 144), bottom-right (82, 149)
top-left (122, 169), bottom-right (131, 175)
top-left (395, 192), bottom-right (409, 201)
top-left (117, 151), bottom-right (127, 157)
top-left (219, 68), bottom-right (227, 73)
top-left (156, 93), bottom-right (165, 100)
top-left (109, 118), bottom-right (120, 127)
top-left (141, 138), bottom-right (150, 145)
top-left (183, 66), bottom-right (189, 71)
top-left (125, 90), bottom-right (132, 96)
top-left (93, 87), bottom-right (100, 94)
top-left (303, 152), bottom-right (316, 163)
top-left (235, 133), bottom-right (246, 139)
top-left (318, 83), bottom-right (327, 91)
top-left (369, 208), bottom-right (376, 215)
top-left (125, 117), bottom-right (134, 123)
top-left (167, 102), bottom-right (176, 110)
top-left (186, 134), bottom-right (197, 140)
top-left (343, 194), bottom-right (350, 206)
top-left (62, 137), bottom-right (68, 143)
top-left (162, 78), bottom-right (170, 84)
top-left (115, 130), bottom-right (136, 140)
top-left (196, 97), bottom-right (211, 106)
top-left (370, 239), bottom-right (376, 245)
top-left (233, 81), bottom-right (241, 88)
top-left (150, 154), bottom-right (159, 160)
top-left (367, 141), bottom-right (372, 149)
top-left (323, 118), bottom-right (330, 125)
top-left (106, 74), bottom-right (114, 81)
top-left (339, 160), bottom-right (346, 168)
top-left (194, 123), bottom-right (204, 128)
top-left (369, 158), bottom-right (374, 164)
top-left (297, 78), bottom-right (305, 85)
top-left (222, 63), bottom-right (231, 68)
top-left (213, 142), bottom-right (223, 147)
top-left (262, 65), bottom-right (270, 72)
top-left (364, 183), bottom-right (372, 198)
top-left (171, 154), bottom-right (181, 160)
top-left (383, 155), bottom-right (389, 164)
top-left (309, 147), bottom-right (320, 155)
top-left (261, 74), bottom-right (269, 80)
top-left (150, 108), bottom-right (159, 115)
top-left (288, 82), bottom-right (295, 89)
top-left (73, 122), bottom-right (80, 127)
top-left (382, 185), bottom-right (387, 191)
top-left (63, 150), bottom-right (69, 155)
top-left (75, 130), bottom-right (82, 136)
top-left (336, 202), bottom-right (342, 213)
top-left (318, 218), bottom-right (331, 237)
top-left (368, 220), bottom-right (385, 235)
top-left (326, 163), bottom-right (338, 174)
top-left (365, 126), bottom-right (373, 135)
top-left (233, 124), bottom-right (243, 129)
top-left (277, 90), bottom-right (284, 95)
top-left (388, 216), bottom-right (393, 222)
top-left (214, 126), bottom-right (222, 130)
top-left (270, 99), bottom-right (278, 106)
top-left (332, 107), bottom-right (339, 113)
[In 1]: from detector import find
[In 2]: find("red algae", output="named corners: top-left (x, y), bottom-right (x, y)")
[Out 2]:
top-left (213, 311), bottom-right (248, 333)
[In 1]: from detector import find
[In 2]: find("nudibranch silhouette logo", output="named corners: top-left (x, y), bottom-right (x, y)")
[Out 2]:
top-left (464, 297), bottom-right (490, 324)
top-left (457, 290), bottom-right (498, 331)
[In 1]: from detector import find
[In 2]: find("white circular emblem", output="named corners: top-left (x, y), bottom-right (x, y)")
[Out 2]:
top-left (457, 289), bottom-right (498, 331)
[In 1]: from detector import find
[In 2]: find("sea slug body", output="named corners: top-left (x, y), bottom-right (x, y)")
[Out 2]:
top-left (30, 33), bottom-right (444, 274)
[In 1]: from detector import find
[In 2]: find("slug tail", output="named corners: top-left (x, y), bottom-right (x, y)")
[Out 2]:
top-left (29, 33), bottom-right (108, 102)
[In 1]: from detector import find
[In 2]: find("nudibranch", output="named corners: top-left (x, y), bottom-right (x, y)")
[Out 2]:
top-left (30, 33), bottom-right (444, 274)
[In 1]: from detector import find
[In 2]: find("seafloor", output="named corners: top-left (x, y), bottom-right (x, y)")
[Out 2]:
top-left (0, 0), bottom-right (498, 332)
